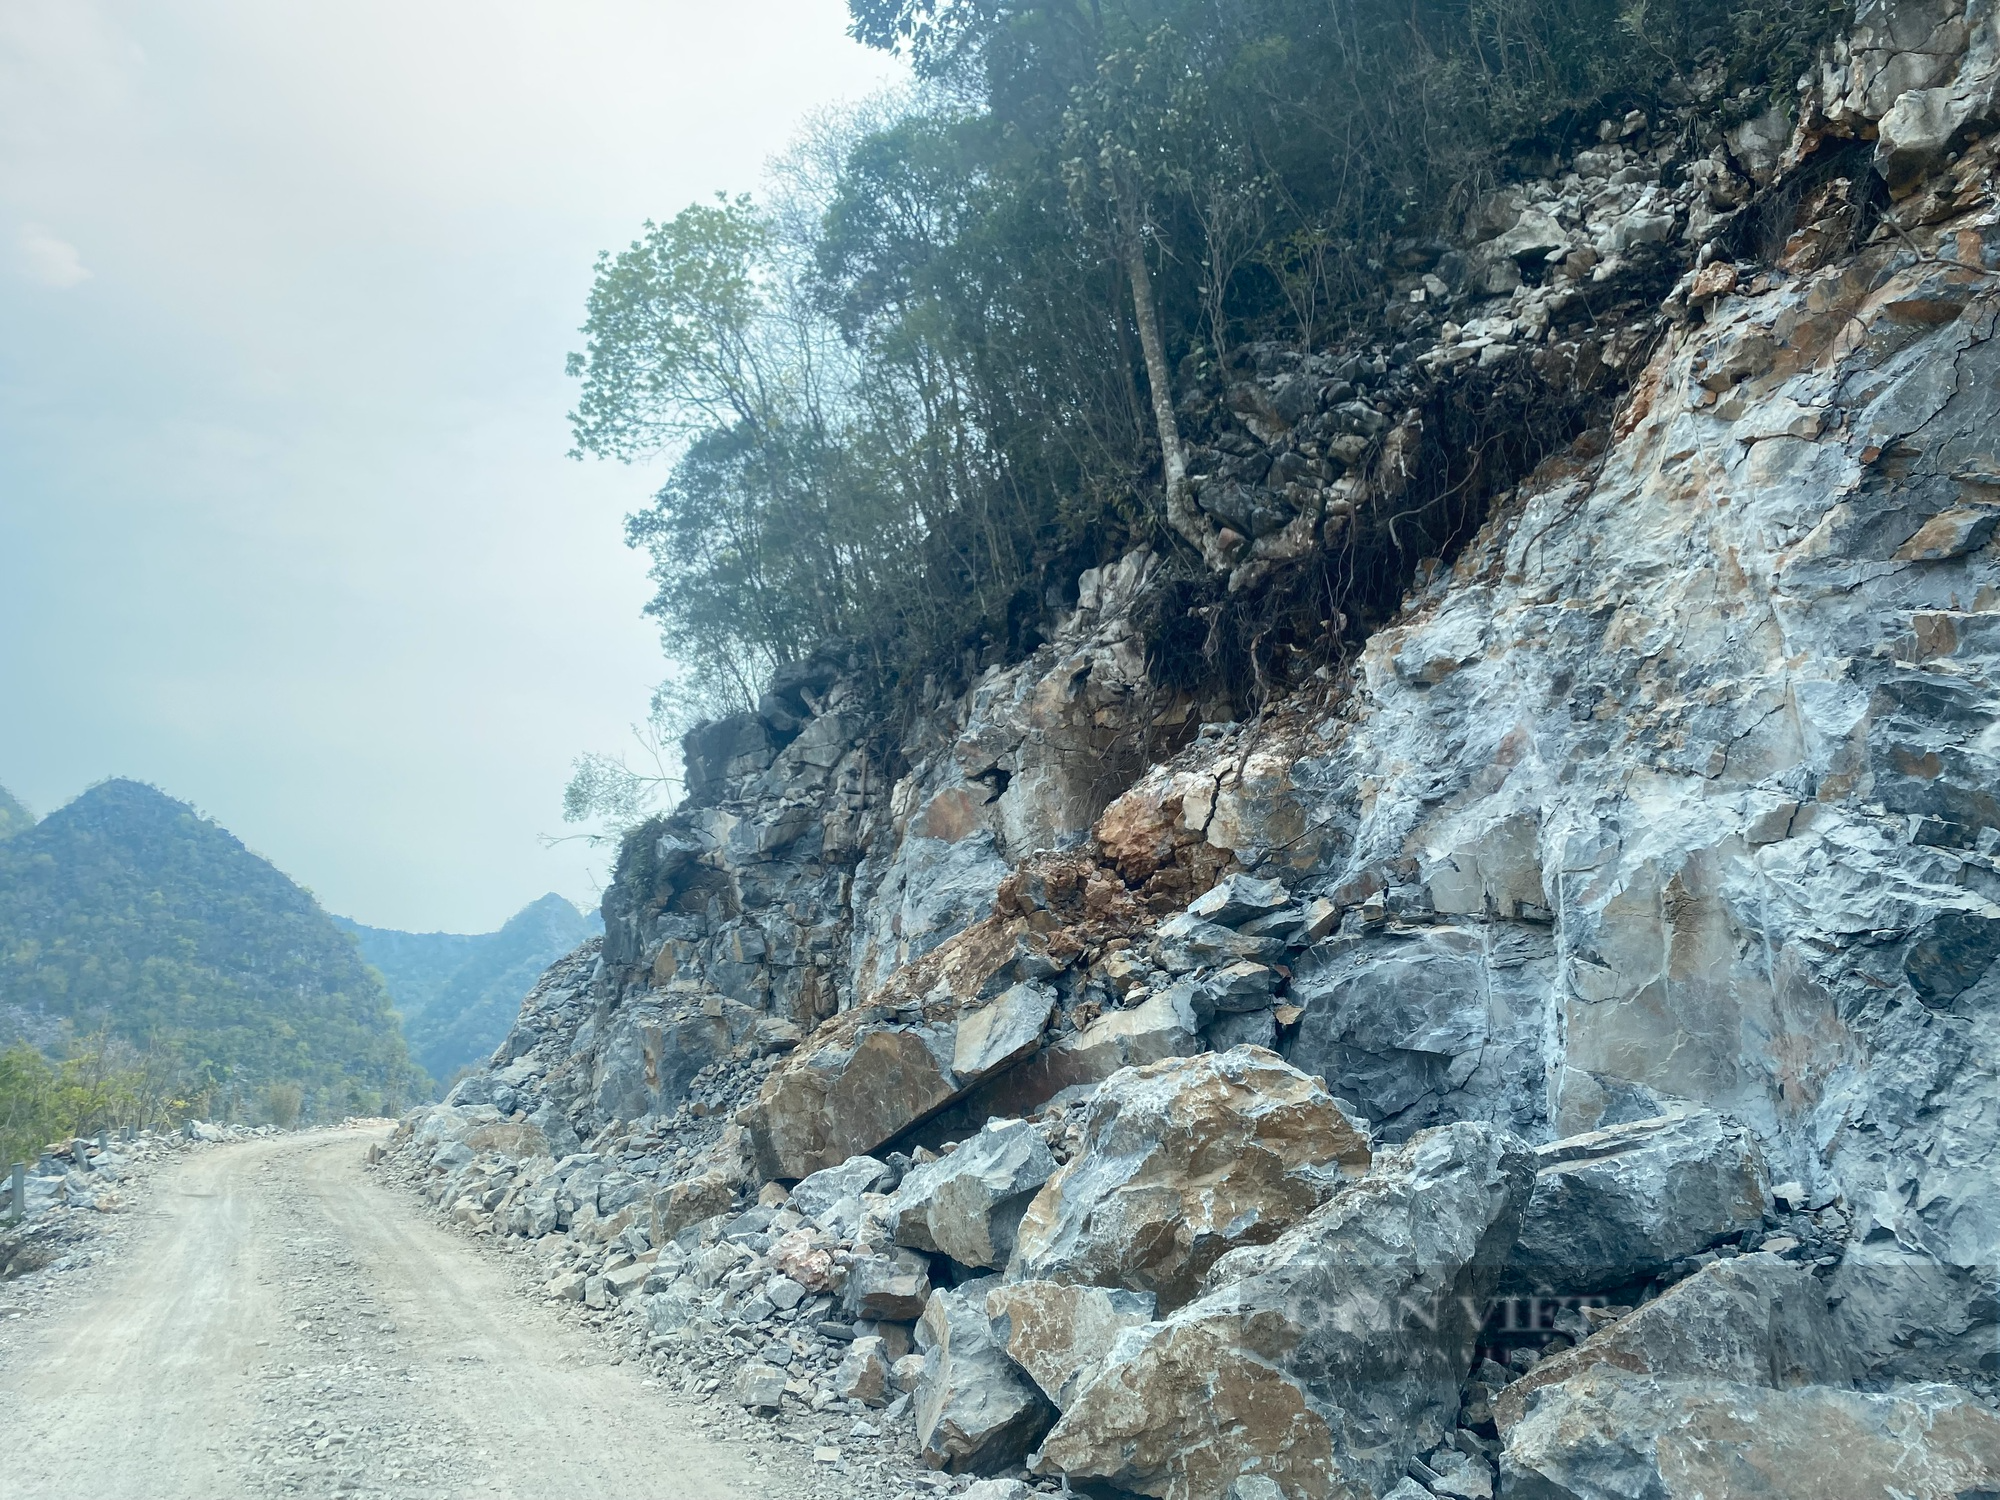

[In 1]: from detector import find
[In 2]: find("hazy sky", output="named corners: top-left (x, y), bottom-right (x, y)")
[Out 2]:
top-left (0, 1), bottom-right (902, 931)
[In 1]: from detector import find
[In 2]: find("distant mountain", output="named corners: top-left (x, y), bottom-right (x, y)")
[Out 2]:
top-left (0, 779), bottom-right (425, 1116)
top-left (0, 784), bottom-right (33, 840)
top-left (337, 893), bottom-right (596, 1084)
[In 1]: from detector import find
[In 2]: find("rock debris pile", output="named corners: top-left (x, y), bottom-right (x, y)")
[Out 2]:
top-left (387, 4), bottom-right (2000, 1495)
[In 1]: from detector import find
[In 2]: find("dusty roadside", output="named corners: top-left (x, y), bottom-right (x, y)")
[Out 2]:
top-left (0, 1129), bottom-right (788, 1500)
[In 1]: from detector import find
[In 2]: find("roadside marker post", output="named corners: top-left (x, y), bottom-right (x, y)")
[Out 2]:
top-left (9, 1162), bottom-right (23, 1222)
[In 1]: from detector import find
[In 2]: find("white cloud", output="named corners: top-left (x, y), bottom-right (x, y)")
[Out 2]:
top-left (17, 222), bottom-right (88, 286)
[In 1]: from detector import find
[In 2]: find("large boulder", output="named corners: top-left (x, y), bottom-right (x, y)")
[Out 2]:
top-left (745, 931), bottom-right (1058, 1180)
top-left (1501, 1370), bottom-right (2000, 1499)
top-left (891, 1119), bottom-right (1057, 1269)
top-left (915, 1281), bottom-right (1056, 1474)
top-left (987, 1280), bottom-right (1157, 1411)
top-left (1033, 1121), bottom-right (1536, 1500)
top-left (1493, 1253), bottom-right (1851, 1430)
top-left (1508, 1110), bottom-right (1769, 1293)
top-left (1011, 1047), bottom-right (1371, 1312)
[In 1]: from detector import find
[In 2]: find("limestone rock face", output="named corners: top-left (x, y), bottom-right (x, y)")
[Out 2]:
top-left (1500, 1370), bottom-right (2000, 1499)
top-left (391, 13), bottom-right (2000, 1478)
top-left (1010, 1048), bottom-right (1372, 1312)
top-left (890, 1119), bottom-right (1056, 1270)
top-left (915, 1281), bottom-right (1056, 1474)
top-left (1508, 1111), bottom-right (1770, 1292)
top-left (1033, 1122), bottom-right (1536, 1500)
top-left (1492, 1253), bottom-right (1851, 1431)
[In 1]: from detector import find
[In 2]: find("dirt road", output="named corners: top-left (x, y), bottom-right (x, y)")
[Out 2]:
top-left (0, 1130), bottom-right (769, 1500)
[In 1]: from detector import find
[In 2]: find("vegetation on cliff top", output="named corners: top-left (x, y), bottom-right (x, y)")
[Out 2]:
top-left (567, 0), bottom-right (1842, 764)
top-left (0, 779), bottom-right (426, 1126)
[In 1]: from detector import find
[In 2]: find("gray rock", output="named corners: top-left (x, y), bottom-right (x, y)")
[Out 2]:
top-left (835, 1335), bottom-right (892, 1407)
top-left (645, 1286), bottom-right (700, 1334)
top-left (734, 1361), bottom-right (789, 1412)
top-left (1154, 913), bottom-right (1283, 974)
top-left (1284, 922), bottom-right (1557, 1141)
top-left (1191, 960), bottom-right (1281, 1020)
top-left (1427, 1447), bottom-right (1494, 1500)
top-left (843, 1247), bottom-right (932, 1322)
top-left (889, 1118), bottom-right (1056, 1269)
top-left (1494, 1252), bottom-right (1851, 1431)
top-left (914, 1281), bottom-right (1055, 1475)
top-left (1056, 986), bottom-right (1203, 1076)
top-left (1501, 1370), bottom-right (2000, 1498)
top-left (1187, 874), bottom-right (1292, 927)
top-left (1508, 1111), bottom-right (1769, 1293)
top-left (1011, 1048), bottom-right (1371, 1312)
top-left (789, 1154), bottom-right (892, 1223)
top-left (986, 1280), bottom-right (1157, 1411)
top-left (953, 981), bottom-right (1057, 1078)
top-left (1033, 1122), bottom-right (1536, 1500)
top-left (1203, 1007), bottom-right (1278, 1052)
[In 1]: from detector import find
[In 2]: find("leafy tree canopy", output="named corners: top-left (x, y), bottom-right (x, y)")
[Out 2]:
top-left (565, 0), bottom-right (1842, 749)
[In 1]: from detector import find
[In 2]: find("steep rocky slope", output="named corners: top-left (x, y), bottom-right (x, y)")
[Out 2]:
top-left (390, 7), bottom-right (2000, 1495)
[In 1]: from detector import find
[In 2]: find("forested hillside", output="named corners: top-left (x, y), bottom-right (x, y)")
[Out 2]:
top-left (0, 779), bottom-right (425, 1120)
top-left (338, 893), bottom-right (596, 1084)
top-left (0, 784), bottom-right (33, 840)
top-left (568, 0), bottom-right (1836, 729)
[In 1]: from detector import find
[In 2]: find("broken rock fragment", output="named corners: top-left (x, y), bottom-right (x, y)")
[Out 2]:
top-left (745, 958), bottom-right (1057, 1180)
top-left (843, 1246), bottom-right (933, 1321)
top-left (1493, 1252), bottom-right (1851, 1431)
top-left (1011, 1047), bottom-right (1371, 1312)
top-left (1508, 1110), bottom-right (1768, 1293)
top-left (889, 1118), bottom-right (1056, 1269)
top-left (1033, 1121), bottom-right (1535, 1500)
top-left (1187, 873), bottom-right (1292, 926)
top-left (915, 1280), bottom-right (1056, 1474)
top-left (986, 1280), bottom-right (1157, 1411)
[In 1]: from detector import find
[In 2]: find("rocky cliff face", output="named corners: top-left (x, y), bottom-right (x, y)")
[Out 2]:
top-left (396, 6), bottom-right (2000, 1494)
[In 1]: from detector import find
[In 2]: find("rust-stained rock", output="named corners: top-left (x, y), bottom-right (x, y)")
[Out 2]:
top-left (1033, 1122), bottom-right (1536, 1500)
top-left (1894, 504), bottom-right (2000, 561)
top-left (744, 921), bottom-right (1062, 1180)
top-left (1011, 1047), bottom-right (1372, 1312)
top-left (1500, 1369), bottom-right (2000, 1499)
top-left (915, 1281), bottom-right (1056, 1474)
top-left (768, 1228), bottom-right (840, 1293)
top-left (987, 1280), bottom-right (1157, 1411)
top-left (835, 1334), bottom-right (893, 1407)
top-left (648, 1169), bottom-right (734, 1243)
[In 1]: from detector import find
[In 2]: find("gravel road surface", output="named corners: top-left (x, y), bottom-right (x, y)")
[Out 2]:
top-left (0, 1129), bottom-right (770, 1500)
